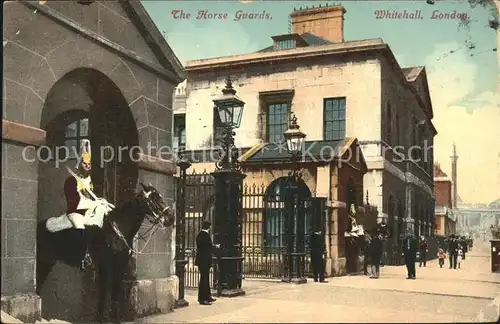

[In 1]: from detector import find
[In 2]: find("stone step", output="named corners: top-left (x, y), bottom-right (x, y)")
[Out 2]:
top-left (1, 310), bottom-right (23, 323)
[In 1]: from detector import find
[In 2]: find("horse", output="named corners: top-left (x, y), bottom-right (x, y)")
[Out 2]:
top-left (36, 182), bottom-right (175, 323)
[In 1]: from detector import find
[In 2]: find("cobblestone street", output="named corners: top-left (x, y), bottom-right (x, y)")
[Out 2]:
top-left (139, 242), bottom-right (500, 323)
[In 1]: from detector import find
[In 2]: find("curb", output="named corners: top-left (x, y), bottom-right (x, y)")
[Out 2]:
top-left (472, 295), bottom-right (500, 322)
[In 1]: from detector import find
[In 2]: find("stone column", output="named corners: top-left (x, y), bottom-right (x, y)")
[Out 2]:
top-left (124, 169), bottom-right (178, 321)
top-left (2, 123), bottom-right (44, 322)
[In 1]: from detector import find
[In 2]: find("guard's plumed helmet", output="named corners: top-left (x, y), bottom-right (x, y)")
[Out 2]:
top-left (349, 204), bottom-right (356, 216)
top-left (76, 139), bottom-right (91, 168)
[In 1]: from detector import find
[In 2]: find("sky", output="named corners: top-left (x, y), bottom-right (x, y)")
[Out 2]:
top-left (142, 0), bottom-right (500, 204)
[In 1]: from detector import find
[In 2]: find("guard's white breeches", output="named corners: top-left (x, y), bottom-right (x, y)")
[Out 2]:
top-left (67, 213), bottom-right (86, 229)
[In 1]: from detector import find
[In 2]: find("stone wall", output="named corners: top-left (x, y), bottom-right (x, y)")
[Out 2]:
top-left (1, 141), bottom-right (41, 322)
top-left (2, 1), bottom-right (182, 321)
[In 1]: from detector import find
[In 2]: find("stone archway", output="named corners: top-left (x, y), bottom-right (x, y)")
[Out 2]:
top-left (37, 67), bottom-right (138, 321)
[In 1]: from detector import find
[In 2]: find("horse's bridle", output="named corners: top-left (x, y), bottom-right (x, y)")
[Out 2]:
top-left (141, 188), bottom-right (172, 226)
top-left (108, 186), bottom-right (172, 255)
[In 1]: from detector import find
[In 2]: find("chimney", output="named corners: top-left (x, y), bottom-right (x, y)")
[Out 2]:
top-left (290, 4), bottom-right (346, 43)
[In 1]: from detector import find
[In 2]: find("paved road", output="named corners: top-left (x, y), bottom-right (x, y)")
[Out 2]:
top-left (140, 242), bottom-right (500, 323)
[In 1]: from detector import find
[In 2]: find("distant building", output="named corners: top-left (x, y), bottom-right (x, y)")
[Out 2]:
top-left (174, 4), bottom-right (437, 276)
top-left (433, 163), bottom-right (456, 236)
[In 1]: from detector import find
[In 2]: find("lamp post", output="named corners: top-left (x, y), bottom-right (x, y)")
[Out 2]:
top-left (282, 114), bottom-right (307, 284)
top-left (175, 151), bottom-right (191, 308)
top-left (211, 77), bottom-right (246, 297)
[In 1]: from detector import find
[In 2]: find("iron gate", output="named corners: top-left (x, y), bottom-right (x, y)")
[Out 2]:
top-left (179, 171), bottom-right (326, 287)
top-left (241, 183), bottom-right (317, 279)
top-left (182, 171), bottom-right (216, 289)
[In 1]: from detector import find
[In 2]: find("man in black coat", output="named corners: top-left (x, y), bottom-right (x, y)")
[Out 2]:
top-left (195, 220), bottom-right (217, 305)
top-left (402, 233), bottom-right (418, 279)
top-left (309, 230), bottom-right (327, 283)
top-left (362, 234), bottom-right (372, 275)
top-left (369, 233), bottom-right (383, 279)
top-left (448, 234), bottom-right (459, 269)
top-left (459, 236), bottom-right (468, 260)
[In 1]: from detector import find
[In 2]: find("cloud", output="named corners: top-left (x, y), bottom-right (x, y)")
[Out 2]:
top-left (425, 42), bottom-right (500, 204)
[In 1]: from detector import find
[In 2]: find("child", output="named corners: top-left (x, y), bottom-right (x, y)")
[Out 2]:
top-left (457, 248), bottom-right (464, 269)
top-left (437, 248), bottom-right (446, 268)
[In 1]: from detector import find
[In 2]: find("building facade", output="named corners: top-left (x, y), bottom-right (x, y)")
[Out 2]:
top-left (175, 4), bottom-right (436, 267)
top-left (433, 163), bottom-right (456, 236)
top-left (2, 1), bottom-right (184, 321)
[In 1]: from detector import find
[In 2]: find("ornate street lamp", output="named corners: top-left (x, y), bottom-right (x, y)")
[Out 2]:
top-left (213, 77), bottom-right (245, 171)
top-left (284, 114), bottom-right (306, 160)
top-left (282, 114), bottom-right (307, 284)
top-left (175, 151), bottom-right (191, 308)
top-left (211, 77), bottom-right (246, 297)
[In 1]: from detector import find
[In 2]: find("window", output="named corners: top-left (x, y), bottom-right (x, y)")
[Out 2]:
top-left (64, 118), bottom-right (89, 159)
top-left (276, 39), bottom-right (295, 50)
top-left (395, 113), bottom-right (400, 147)
top-left (411, 118), bottom-right (423, 162)
top-left (323, 98), bottom-right (346, 141)
top-left (173, 114), bottom-right (186, 152)
top-left (213, 107), bottom-right (225, 146)
top-left (386, 103), bottom-right (392, 145)
top-left (267, 103), bottom-right (289, 144)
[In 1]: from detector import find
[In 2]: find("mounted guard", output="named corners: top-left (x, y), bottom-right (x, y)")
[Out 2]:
top-left (345, 204), bottom-right (364, 238)
top-left (46, 139), bottom-right (114, 270)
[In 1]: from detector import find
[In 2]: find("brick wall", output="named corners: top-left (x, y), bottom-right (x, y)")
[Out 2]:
top-left (290, 5), bottom-right (345, 43)
top-left (435, 180), bottom-right (452, 207)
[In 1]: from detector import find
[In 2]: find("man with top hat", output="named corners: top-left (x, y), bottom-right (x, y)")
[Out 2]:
top-left (195, 220), bottom-right (219, 305)
top-left (64, 139), bottom-right (113, 270)
top-left (309, 228), bottom-right (328, 283)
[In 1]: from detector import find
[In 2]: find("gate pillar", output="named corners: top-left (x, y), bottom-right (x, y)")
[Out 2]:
top-left (174, 156), bottom-right (191, 308)
top-left (211, 169), bottom-right (246, 297)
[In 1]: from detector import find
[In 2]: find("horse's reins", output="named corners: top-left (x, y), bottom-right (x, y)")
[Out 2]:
top-left (110, 219), bottom-right (159, 255)
top-left (109, 192), bottom-right (172, 255)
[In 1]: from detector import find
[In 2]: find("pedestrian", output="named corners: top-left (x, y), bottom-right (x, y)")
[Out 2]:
top-left (457, 247), bottom-right (464, 269)
top-left (447, 234), bottom-right (459, 269)
top-left (362, 234), bottom-right (372, 276)
top-left (376, 219), bottom-right (389, 266)
top-left (418, 236), bottom-right (428, 267)
top-left (437, 248), bottom-right (446, 268)
top-left (462, 238), bottom-right (468, 260)
top-left (195, 220), bottom-right (217, 305)
top-left (369, 232), bottom-right (383, 279)
top-left (309, 229), bottom-right (328, 283)
top-left (402, 233), bottom-right (418, 279)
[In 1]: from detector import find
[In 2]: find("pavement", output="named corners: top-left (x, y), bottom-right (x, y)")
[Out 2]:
top-left (139, 242), bottom-right (500, 323)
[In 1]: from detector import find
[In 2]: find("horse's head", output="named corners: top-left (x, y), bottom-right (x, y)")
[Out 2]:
top-left (138, 182), bottom-right (175, 227)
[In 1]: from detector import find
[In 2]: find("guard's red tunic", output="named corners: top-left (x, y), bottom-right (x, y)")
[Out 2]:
top-left (64, 176), bottom-right (81, 214)
top-left (64, 175), bottom-right (94, 215)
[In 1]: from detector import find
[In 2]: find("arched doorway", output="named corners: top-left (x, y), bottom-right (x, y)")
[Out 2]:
top-left (37, 68), bottom-right (139, 321)
top-left (263, 177), bottom-right (312, 277)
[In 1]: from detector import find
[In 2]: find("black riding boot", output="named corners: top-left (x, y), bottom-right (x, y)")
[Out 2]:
top-left (77, 229), bottom-right (92, 271)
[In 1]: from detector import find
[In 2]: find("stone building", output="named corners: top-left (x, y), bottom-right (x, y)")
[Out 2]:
top-left (2, 0), bottom-right (184, 322)
top-left (175, 4), bottom-right (436, 268)
top-left (433, 163), bottom-right (456, 236)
